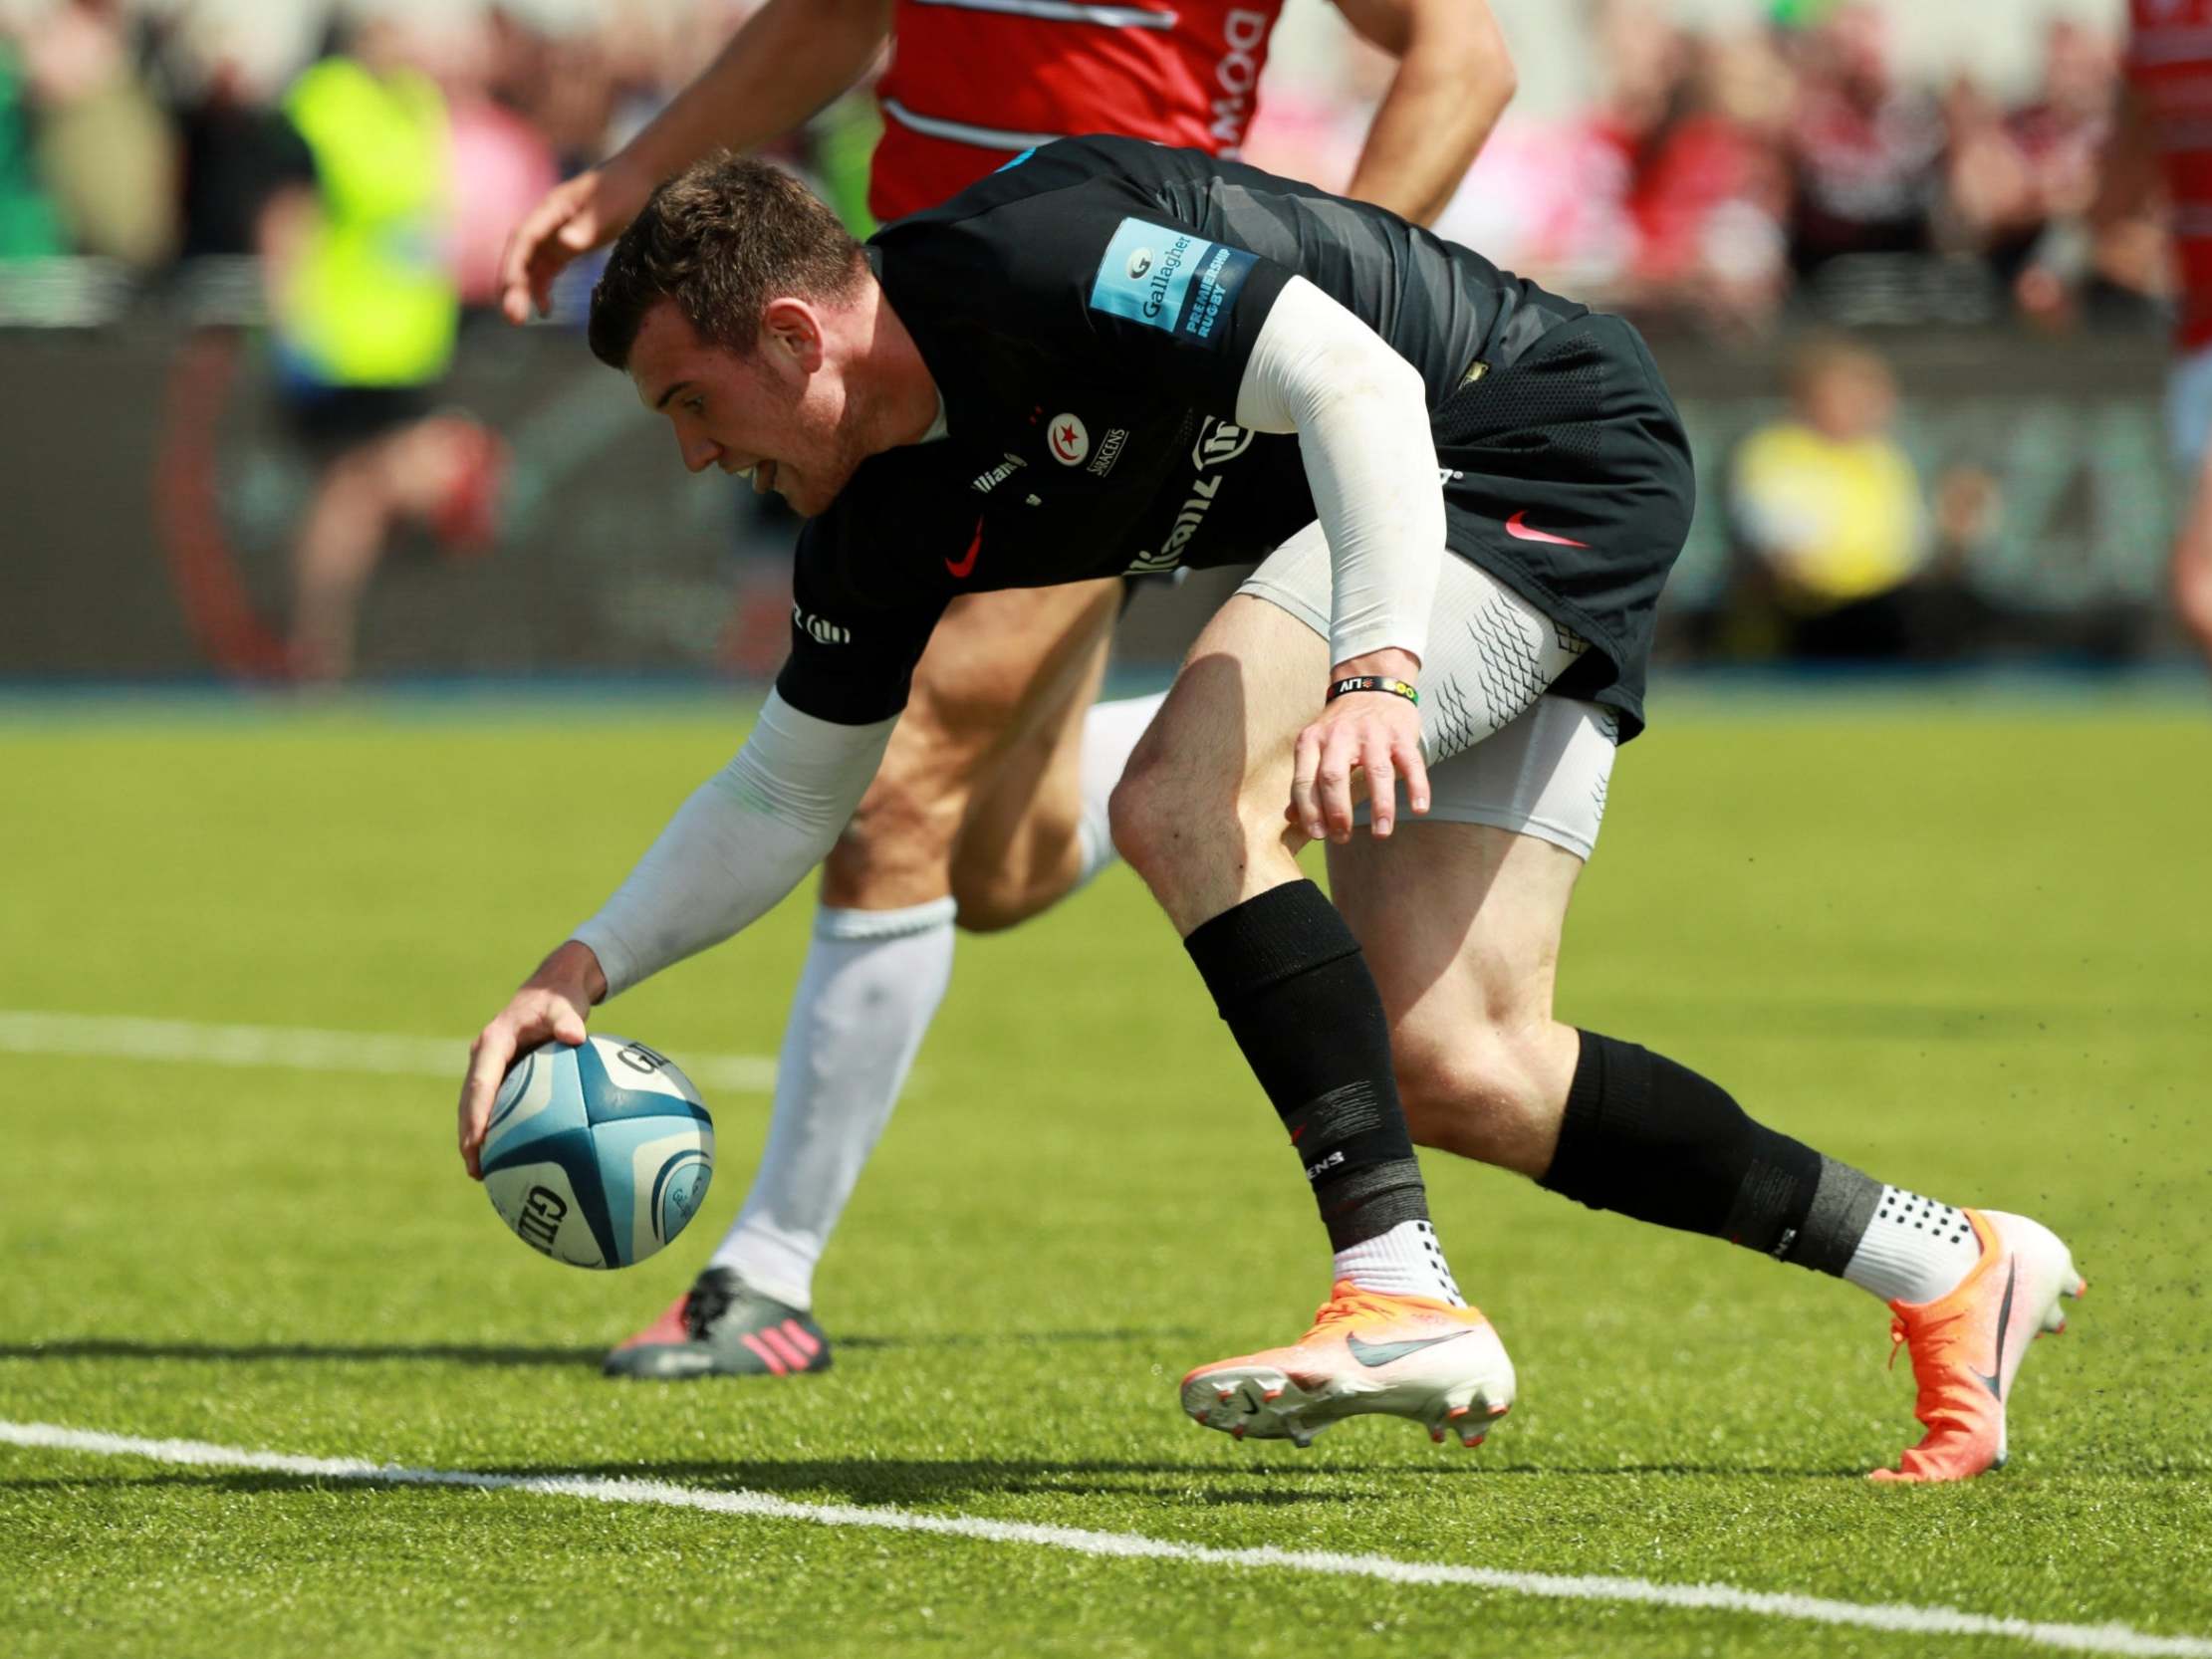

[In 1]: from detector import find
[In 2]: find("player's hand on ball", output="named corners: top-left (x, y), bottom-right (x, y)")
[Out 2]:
top-left (457, 940), bottom-right (608, 1179)
top-left (497, 156), bottom-right (653, 325)
top-left (1292, 650), bottom-right (1428, 843)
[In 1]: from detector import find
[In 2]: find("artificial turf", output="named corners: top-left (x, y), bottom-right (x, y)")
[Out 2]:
top-left (2, 689), bottom-right (2206, 1658)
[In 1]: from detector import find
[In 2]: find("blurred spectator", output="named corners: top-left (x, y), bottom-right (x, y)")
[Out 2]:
top-left (164, 12), bottom-right (313, 262)
top-left (2083, 0), bottom-right (2212, 668)
top-left (404, 16), bottom-right (558, 311)
top-left (1618, 28), bottom-right (1795, 331)
top-left (260, 19), bottom-right (506, 681)
top-left (1730, 334), bottom-right (1992, 658)
top-left (21, 0), bottom-right (174, 266)
top-left (0, 28), bottom-right (63, 257)
top-left (1783, 3), bottom-right (1944, 276)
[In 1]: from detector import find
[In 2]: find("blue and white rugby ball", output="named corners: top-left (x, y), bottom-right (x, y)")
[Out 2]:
top-left (481, 1036), bottom-right (714, 1270)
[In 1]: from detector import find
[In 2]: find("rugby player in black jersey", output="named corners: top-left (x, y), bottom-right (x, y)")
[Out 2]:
top-left (458, 138), bottom-right (2083, 1481)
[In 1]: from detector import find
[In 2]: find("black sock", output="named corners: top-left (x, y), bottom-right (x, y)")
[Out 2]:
top-left (1182, 880), bottom-right (1428, 1252)
top-left (1540, 1032), bottom-right (1883, 1275)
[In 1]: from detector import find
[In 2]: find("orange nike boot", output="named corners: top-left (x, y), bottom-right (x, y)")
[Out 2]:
top-left (1870, 1209), bottom-right (2085, 1484)
top-left (1181, 1282), bottom-right (1515, 1449)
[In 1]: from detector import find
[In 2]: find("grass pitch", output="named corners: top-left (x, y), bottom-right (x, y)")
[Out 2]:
top-left (1, 685), bottom-right (2208, 1659)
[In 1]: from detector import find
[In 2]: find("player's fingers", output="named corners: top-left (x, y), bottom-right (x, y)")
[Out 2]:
top-left (498, 194), bottom-right (571, 324)
top-left (1318, 723), bottom-right (1361, 842)
top-left (457, 1023), bottom-right (516, 1180)
top-left (1397, 728), bottom-right (1432, 818)
top-left (1362, 728), bottom-right (1398, 837)
top-left (1291, 725), bottom-right (1325, 841)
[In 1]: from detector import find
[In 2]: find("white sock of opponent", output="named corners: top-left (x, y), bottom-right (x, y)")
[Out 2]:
top-left (709, 897), bottom-right (957, 1309)
top-left (1334, 1219), bottom-right (1465, 1305)
top-left (1841, 1186), bottom-right (1986, 1305)
top-left (1072, 690), bottom-right (1167, 888)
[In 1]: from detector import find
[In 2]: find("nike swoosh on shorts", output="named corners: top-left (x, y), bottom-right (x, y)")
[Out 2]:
top-left (1504, 509), bottom-right (1591, 549)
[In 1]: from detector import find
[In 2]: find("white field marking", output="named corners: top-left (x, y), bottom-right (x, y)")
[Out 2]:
top-left (2, 1423), bottom-right (2206, 1659)
top-left (0, 1010), bottom-right (776, 1094)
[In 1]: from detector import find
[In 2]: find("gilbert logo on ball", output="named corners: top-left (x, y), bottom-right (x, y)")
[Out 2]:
top-left (480, 1036), bottom-right (714, 1270)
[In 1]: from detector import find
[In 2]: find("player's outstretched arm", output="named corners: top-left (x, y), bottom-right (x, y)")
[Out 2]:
top-left (456, 943), bottom-right (606, 1178)
top-left (454, 691), bottom-right (895, 1179)
top-left (1332, 0), bottom-right (1515, 225)
top-left (1234, 277), bottom-right (1442, 841)
top-left (497, 0), bottom-right (894, 322)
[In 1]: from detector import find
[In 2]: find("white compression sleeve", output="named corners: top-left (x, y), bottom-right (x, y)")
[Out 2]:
top-left (571, 690), bottom-right (894, 998)
top-left (1233, 274), bottom-right (1444, 667)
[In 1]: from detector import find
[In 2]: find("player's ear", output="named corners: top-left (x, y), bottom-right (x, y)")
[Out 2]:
top-left (760, 297), bottom-right (826, 373)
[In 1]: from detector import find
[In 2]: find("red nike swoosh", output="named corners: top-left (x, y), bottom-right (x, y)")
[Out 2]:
top-left (1504, 510), bottom-right (1591, 549)
top-left (945, 519), bottom-right (982, 579)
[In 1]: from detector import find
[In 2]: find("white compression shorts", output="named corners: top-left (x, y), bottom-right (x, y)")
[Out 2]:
top-left (1239, 520), bottom-right (1620, 861)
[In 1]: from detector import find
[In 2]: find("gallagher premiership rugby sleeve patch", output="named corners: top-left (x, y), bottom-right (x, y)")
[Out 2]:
top-left (1089, 217), bottom-right (1258, 346)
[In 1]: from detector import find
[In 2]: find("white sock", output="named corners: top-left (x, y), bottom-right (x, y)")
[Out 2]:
top-left (1334, 1219), bottom-right (1464, 1305)
top-left (709, 897), bottom-right (957, 1308)
top-left (1072, 690), bottom-right (1168, 888)
top-left (1841, 1186), bottom-right (1985, 1305)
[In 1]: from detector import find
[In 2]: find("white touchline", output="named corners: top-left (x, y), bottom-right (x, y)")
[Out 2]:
top-left (1, 1423), bottom-right (2205, 1659)
top-left (0, 1010), bottom-right (776, 1094)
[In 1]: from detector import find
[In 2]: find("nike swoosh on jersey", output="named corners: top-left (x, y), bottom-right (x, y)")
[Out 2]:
top-left (1345, 1329), bottom-right (1474, 1368)
top-left (1504, 509), bottom-right (1592, 549)
top-left (1969, 1259), bottom-right (2018, 1400)
top-left (945, 519), bottom-right (983, 579)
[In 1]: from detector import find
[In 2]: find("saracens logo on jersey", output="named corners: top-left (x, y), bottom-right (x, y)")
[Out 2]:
top-left (1047, 413), bottom-right (1090, 466)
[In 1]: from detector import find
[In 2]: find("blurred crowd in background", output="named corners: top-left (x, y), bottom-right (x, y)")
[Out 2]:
top-left (0, 0), bottom-right (2150, 333)
top-left (0, 0), bottom-right (2185, 682)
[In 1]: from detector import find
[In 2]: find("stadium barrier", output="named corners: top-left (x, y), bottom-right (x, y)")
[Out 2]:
top-left (0, 319), bottom-right (2180, 679)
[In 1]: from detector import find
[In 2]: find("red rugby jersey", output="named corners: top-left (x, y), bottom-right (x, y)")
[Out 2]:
top-left (2129, 0), bottom-right (2212, 347)
top-left (869, 0), bottom-right (1288, 223)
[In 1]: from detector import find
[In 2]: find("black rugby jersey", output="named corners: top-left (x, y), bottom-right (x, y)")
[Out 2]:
top-left (777, 135), bottom-right (1678, 732)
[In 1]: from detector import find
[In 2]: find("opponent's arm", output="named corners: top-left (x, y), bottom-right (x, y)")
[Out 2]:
top-left (1333, 0), bottom-right (1516, 225)
top-left (499, 0), bottom-right (893, 322)
top-left (457, 693), bottom-right (894, 1175)
top-left (1233, 275), bottom-right (1443, 842)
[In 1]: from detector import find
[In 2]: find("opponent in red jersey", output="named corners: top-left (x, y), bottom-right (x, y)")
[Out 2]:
top-left (2090, 0), bottom-right (2212, 663)
top-left (493, 0), bottom-right (1514, 1382)
top-left (869, 0), bottom-right (1290, 222)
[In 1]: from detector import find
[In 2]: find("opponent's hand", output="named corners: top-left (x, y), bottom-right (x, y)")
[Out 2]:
top-left (497, 157), bottom-right (653, 325)
top-left (456, 940), bottom-right (608, 1178)
top-left (1291, 650), bottom-right (1429, 843)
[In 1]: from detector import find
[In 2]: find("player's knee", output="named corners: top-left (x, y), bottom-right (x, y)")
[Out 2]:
top-left (947, 860), bottom-right (1036, 934)
top-left (1109, 751), bottom-right (1262, 888)
top-left (1106, 762), bottom-right (1167, 877)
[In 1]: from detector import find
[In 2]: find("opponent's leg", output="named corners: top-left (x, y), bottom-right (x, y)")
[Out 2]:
top-left (1329, 703), bottom-right (2082, 1484)
top-left (948, 588), bottom-right (1165, 932)
top-left (607, 581), bottom-right (1123, 1379)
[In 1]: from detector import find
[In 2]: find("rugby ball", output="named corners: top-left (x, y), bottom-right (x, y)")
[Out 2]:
top-left (480, 1036), bottom-right (714, 1269)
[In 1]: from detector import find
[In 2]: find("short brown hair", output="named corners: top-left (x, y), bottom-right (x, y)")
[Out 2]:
top-left (587, 153), bottom-right (865, 370)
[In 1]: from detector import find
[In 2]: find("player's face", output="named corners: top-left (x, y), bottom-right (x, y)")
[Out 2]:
top-left (627, 301), bottom-right (861, 517)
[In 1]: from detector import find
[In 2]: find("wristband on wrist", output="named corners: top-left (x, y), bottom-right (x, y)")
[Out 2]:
top-left (1326, 675), bottom-right (1418, 707)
